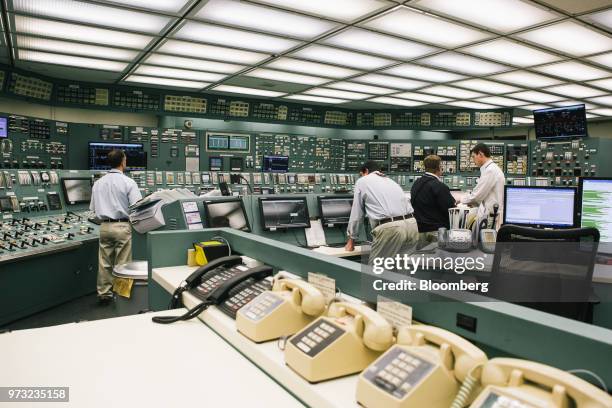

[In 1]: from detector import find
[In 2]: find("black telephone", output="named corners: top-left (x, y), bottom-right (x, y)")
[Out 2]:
top-left (152, 255), bottom-right (273, 324)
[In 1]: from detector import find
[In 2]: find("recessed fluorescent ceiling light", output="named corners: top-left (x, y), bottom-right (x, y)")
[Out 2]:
top-left (265, 57), bottom-right (359, 78)
top-left (552, 101), bottom-right (597, 109)
top-left (588, 78), bottom-right (612, 91)
top-left (545, 84), bottom-right (605, 98)
top-left (513, 117), bottom-right (534, 124)
top-left (195, 0), bottom-right (337, 39)
top-left (103, 0), bottom-right (189, 13)
top-left (285, 95), bottom-right (348, 104)
top-left (588, 96), bottom-right (612, 106)
top-left (304, 88), bottom-right (371, 100)
top-left (506, 91), bottom-right (562, 103)
top-left (411, 0), bottom-right (558, 32)
top-left (158, 40), bottom-right (268, 64)
top-left (519, 104), bottom-right (551, 110)
top-left (19, 50), bottom-right (127, 71)
top-left (590, 108), bottom-right (612, 116)
top-left (489, 70), bottom-right (562, 87)
top-left (533, 61), bottom-right (610, 81)
top-left (292, 45), bottom-right (394, 70)
top-left (383, 64), bottom-right (465, 82)
top-left (419, 85), bottom-right (484, 99)
top-left (126, 75), bottom-right (207, 89)
top-left (322, 28), bottom-right (438, 59)
top-left (353, 74), bottom-right (430, 90)
top-left (145, 54), bottom-right (244, 74)
top-left (417, 52), bottom-right (510, 75)
top-left (515, 21), bottom-right (612, 57)
top-left (134, 66), bottom-right (225, 82)
top-left (452, 79), bottom-right (521, 94)
top-left (256, 0), bottom-right (389, 22)
top-left (582, 9), bottom-right (612, 30)
top-left (447, 101), bottom-right (498, 109)
top-left (587, 52), bottom-right (612, 69)
top-left (476, 96), bottom-right (526, 106)
top-left (14, 16), bottom-right (153, 48)
top-left (212, 85), bottom-right (286, 97)
top-left (394, 92), bottom-right (451, 103)
top-left (244, 69), bottom-right (328, 85)
top-left (460, 39), bottom-right (560, 67)
top-left (362, 7), bottom-right (491, 47)
top-left (16, 35), bottom-right (138, 60)
top-left (369, 97), bottom-right (425, 107)
top-left (13, 0), bottom-right (170, 34)
top-left (327, 81), bottom-right (398, 94)
top-left (174, 22), bottom-right (299, 54)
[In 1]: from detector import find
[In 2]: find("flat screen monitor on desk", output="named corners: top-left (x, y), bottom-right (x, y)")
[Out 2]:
top-left (504, 186), bottom-right (576, 228)
top-left (61, 178), bottom-right (93, 205)
top-left (204, 198), bottom-right (250, 232)
top-left (317, 196), bottom-right (353, 226)
top-left (579, 177), bottom-right (612, 250)
top-left (260, 197), bottom-right (310, 230)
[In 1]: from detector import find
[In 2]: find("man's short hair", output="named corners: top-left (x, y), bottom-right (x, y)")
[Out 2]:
top-left (424, 155), bottom-right (441, 173)
top-left (107, 149), bottom-right (126, 168)
top-left (360, 160), bottom-right (380, 173)
top-left (470, 143), bottom-right (491, 157)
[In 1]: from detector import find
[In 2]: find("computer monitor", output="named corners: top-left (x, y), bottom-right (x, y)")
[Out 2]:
top-left (259, 197), bottom-right (310, 230)
top-left (0, 117), bottom-right (7, 138)
top-left (209, 157), bottom-right (223, 171)
top-left (262, 155), bottom-right (289, 173)
top-left (579, 177), bottom-right (612, 244)
top-left (317, 196), bottom-right (353, 226)
top-left (88, 142), bottom-right (146, 171)
top-left (504, 186), bottom-right (576, 228)
top-left (204, 198), bottom-right (250, 232)
top-left (533, 104), bottom-right (587, 139)
top-left (61, 178), bottom-right (93, 205)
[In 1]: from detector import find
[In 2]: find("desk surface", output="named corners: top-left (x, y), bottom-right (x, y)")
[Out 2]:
top-left (0, 310), bottom-right (304, 408)
top-left (312, 245), bottom-right (365, 258)
top-left (152, 265), bottom-right (361, 408)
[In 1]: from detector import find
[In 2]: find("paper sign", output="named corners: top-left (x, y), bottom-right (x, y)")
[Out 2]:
top-left (308, 273), bottom-right (336, 303)
top-left (377, 295), bottom-right (412, 329)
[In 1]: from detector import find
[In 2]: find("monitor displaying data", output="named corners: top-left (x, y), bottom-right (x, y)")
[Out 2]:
top-left (262, 155), bottom-right (289, 173)
top-left (504, 186), bottom-right (576, 228)
top-left (88, 142), bottom-right (146, 171)
top-left (318, 196), bottom-right (353, 226)
top-left (204, 198), bottom-right (250, 232)
top-left (61, 178), bottom-right (92, 205)
top-left (580, 178), bottom-right (612, 243)
top-left (533, 104), bottom-right (587, 139)
top-left (260, 197), bottom-right (310, 230)
top-left (0, 117), bottom-right (7, 138)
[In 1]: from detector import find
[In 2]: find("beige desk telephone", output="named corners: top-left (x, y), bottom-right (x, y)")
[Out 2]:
top-left (284, 301), bottom-right (394, 383)
top-left (356, 325), bottom-right (487, 408)
top-left (235, 277), bottom-right (326, 343)
top-left (467, 358), bottom-right (612, 408)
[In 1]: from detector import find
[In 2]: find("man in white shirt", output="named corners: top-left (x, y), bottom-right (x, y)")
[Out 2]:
top-left (345, 160), bottom-right (419, 263)
top-left (461, 143), bottom-right (505, 228)
top-left (90, 150), bottom-right (142, 303)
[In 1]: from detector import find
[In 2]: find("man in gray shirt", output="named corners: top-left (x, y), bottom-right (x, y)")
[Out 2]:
top-left (90, 150), bottom-right (142, 303)
top-left (345, 160), bottom-right (419, 263)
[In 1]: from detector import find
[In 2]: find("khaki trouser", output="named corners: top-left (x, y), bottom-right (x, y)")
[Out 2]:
top-left (97, 222), bottom-right (132, 298)
top-left (417, 231), bottom-right (438, 249)
top-left (369, 218), bottom-right (419, 264)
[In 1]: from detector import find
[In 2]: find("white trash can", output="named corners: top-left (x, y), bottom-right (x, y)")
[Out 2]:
top-left (113, 261), bottom-right (149, 315)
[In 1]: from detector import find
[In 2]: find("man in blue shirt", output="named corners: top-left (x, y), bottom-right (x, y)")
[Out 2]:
top-left (90, 150), bottom-right (142, 303)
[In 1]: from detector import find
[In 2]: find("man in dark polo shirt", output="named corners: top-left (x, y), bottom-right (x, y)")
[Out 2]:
top-left (410, 155), bottom-right (456, 243)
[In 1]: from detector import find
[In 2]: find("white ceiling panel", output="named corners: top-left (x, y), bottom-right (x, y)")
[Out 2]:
top-left (157, 40), bottom-right (269, 64)
top-left (417, 52), bottom-right (510, 75)
top-left (393, 92), bottom-right (452, 103)
top-left (419, 85), bottom-right (485, 99)
top-left (144, 54), bottom-right (245, 74)
top-left (254, 0), bottom-right (391, 22)
top-left (545, 84), bottom-right (606, 98)
top-left (353, 73), bottom-right (430, 89)
top-left (368, 96), bottom-right (426, 107)
top-left (532, 61), bottom-right (612, 81)
top-left (383, 64), bottom-right (465, 82)
top-left (515, 21), bottom-right (612, 56)
top-left (452, 78), bottom-right (522, 94)
top-left (291, 45), bottom-right (394, 70)
top-left (212, 84), bottom-right (286, 97)
top-left (102, 0), bottom-right (190, 13)
top-left (244, 69), bottom-right (329, 85)
top-left (326, 81), bottom-right (398, 95)
top-left (490, 70), bottom-right (563, 87)
top-left (134, 65), bottom-right (226, 82)
top-left (286, 95), bottom-right (348, 104)
top-left (304, 88), bottom-right (371, 100)
top-left (125, 75), bottom-right (208, 88)
top-left (265, 58), bottom-right (359, 78)
top-left (19, 50), bottom-right (128, 71)
top-left (16, 35), bottom-right (138, 60)
top-left (460, 39), bottom-right (561, 67)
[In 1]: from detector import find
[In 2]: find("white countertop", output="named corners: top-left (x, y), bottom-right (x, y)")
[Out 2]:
top-left (152, 265), bottom-right (361, 408)
top-left (312, 245), bottom-right (365, 258)
top-left (0, 310), bottom-right (305, 408)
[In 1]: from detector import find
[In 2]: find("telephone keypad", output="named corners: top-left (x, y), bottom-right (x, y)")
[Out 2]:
top-left (218, 280), bottom-right (272, 319)
top-left (481, 393), bottom-right (534, 408)
top-left (290, 319), bottom-right (344, 357)
top-left (363, 347), bottom-right (434, 399)
top-left (240, 292), bottom-right (283, 321)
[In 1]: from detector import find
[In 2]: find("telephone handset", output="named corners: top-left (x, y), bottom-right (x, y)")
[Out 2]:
top-left (284, 301), bottom-right (394, 383)
top-left (152, 255), bottom-right (273, 324)
top-left (356, 325), bottom-right (487, 408)
top-left (468, 358), bottom-right (612, 408)
top-left (236, 277), bottom-right (326, 343)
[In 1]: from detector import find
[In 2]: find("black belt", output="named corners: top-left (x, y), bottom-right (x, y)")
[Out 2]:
top-left (101, 218), bottom-right (129, 223)
top-left (375, 213), bottom-right (413, 227)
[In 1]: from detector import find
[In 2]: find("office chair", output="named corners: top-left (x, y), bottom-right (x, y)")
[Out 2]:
top-left (490, 225), bottom-right (600, 323)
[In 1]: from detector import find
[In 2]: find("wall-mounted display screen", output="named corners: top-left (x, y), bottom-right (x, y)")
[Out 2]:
top-left (263, 155), bottom-right (289, 173)
top-left (88, 142), bottom-right (146, 171)
top-left (207, 134), bottom-right (229, 150)
top-left (533, 104), bottom-right (587, 139)
top-left (209, 157), bottom-right (223, 171)
top-left (207, 133), bottom-right (250, 152)
top-left (0, 117), bottom-right (7, 138)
